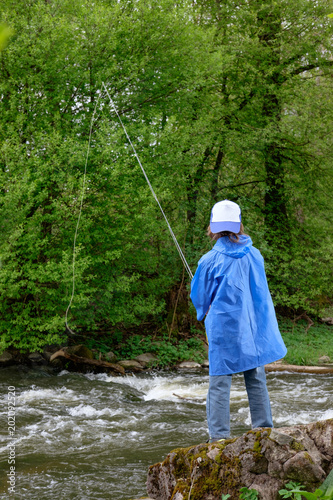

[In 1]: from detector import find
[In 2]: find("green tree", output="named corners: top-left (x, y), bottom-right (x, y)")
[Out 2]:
top-left (0, 0), bottom-right (210, 351)
top-left (181, 0), bottom-right (333, 314)
top-left (1, 0), bottom-right (333, 353)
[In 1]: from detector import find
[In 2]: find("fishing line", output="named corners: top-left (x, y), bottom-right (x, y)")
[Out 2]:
top-left (65, 93), bottom-right (101, 335)
top-left (66, 84), bottom-right (193, 334)
top-left (101, 81), bottom-right (193, 279)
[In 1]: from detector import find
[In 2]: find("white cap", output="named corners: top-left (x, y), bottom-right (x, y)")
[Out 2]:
top-left (210, 200), bottom-right (241, 234)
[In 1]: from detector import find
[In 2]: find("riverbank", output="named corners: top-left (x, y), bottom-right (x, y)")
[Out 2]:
top-left (0, 317), bottom-right (332, 374)
top-left (278, 316), bottom-right (333, 366)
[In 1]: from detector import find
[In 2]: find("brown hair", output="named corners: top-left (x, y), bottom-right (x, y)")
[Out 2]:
top-left (207, 223), bottom-right (247, 243)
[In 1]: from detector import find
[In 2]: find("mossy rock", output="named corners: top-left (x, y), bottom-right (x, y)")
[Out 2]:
top-left (147, 420), bottom-right (333, 500)
top-left (66, 345), bottom-right (94, 359)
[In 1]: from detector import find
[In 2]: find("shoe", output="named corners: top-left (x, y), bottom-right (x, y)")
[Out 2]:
top-left (208, 437), bottom-right (226, 444)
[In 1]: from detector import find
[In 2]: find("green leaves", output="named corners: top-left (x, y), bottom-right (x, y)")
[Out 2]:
top-left (1, 0), bottom-right (333, 351)
top-left (239, 487), bottom-right (259, 500)
top-left (232, 482), bottom-right (332, 500)
top-left (278, 482), bottom-right (332, 500)
top-left (0, 23), bottom-right (13, 51)
top-left (279, 482), bottom-right (307, 500)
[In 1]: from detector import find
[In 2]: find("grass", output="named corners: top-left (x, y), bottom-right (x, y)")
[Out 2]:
top-left (278, 317), bottom-right (333, 366)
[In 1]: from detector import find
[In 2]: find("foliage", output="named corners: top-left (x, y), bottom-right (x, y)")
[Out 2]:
top-left (1, 0), bottom-right (333, 351)
top-left (320, 469), bottom-right (333, 499)
top-left (232, 480), bottom-right (333, 500)
top-left (279, 481), bottom-right (331, 500)
top-left (279, 318), bottom-right (333, 366)
top-left (279, 482), bottom-right (307, 500)
top-left (0, 0), bottom-right (208, 351)
top-left (0, 23), bottom-right (13, 51)
top-left (79, 330), bottom-right (206, 367)
top-left (114, 335), bottom-right (206, 368)
top-left (239, 487), bottom-right (259, 500)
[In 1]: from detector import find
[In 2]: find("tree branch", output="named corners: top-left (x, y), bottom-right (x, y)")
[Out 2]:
top-left (218, 179), bottom-right (266, 191)
top-left (290, 59), bottom-right (333, 77)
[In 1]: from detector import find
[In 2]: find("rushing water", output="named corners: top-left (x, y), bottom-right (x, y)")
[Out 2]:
top-left (1, 366), bottom-right (333, 500)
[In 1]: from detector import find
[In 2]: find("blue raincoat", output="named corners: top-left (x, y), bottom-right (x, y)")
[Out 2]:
top-left (191, 235), bottom-right (287, 376)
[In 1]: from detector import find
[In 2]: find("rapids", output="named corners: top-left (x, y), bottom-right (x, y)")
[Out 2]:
top-left (1, 366), bottom-right (332, 499)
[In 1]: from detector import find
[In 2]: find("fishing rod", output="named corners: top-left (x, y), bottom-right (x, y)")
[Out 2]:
top-left (101, 82), bottom-right (193, 280)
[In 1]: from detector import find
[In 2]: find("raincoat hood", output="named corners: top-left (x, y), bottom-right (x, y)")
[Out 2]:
top-left (213, 235), bottom-right (252, 259)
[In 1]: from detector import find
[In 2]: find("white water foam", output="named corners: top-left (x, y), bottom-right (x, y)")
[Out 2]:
top-left (144, 380), bottom-right (208, 403)
top-left (67, 404), bottom-right (123, 418)
top-left (18, 386), bottom-right (79, 403)
top-left (82, 372), bottom-right (210, 403)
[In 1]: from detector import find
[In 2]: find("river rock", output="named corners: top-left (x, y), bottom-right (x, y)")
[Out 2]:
top-left (0, 350), bottom-right (13, 366)
top-left (102, 351), bottom-right (118, 363)
top-left (147, 419), bottom-right (333, 500)
top-left (201, 359), bottom-right (209, 368)
top-left (118, 359), bottom-right (143, 370)
top-left (177, 361), bottom-right (202, 370)
top-left (135, 353), bottom-right (158, 367)
top-left (66, 345), bottom-right (94, 359)
top-left (318, 355), bottom-right (331, 364)
top-left (28, 352), bottom-right (47, 364)
top-left (321, 317), bottom-right (333, 325)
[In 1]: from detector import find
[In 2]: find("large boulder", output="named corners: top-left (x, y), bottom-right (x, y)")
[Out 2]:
top-left (147, 419), bottom-right (333, 500)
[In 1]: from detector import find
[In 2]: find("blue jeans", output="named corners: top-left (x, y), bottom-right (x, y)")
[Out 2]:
top-left (206, 366), bottom-right (273, 440)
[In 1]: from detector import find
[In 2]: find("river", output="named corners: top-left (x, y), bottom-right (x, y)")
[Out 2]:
top-left (1, 366), bottom-right (332, 499)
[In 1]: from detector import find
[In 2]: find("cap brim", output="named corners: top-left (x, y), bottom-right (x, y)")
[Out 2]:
top-left (210, 221), bottom-right (241, 233)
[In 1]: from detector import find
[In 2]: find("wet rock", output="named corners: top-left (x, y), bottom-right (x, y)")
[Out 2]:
top-left (135, 353), bottom-right (158, 367)
top-left (102, 351), bottom-right (118, 364)
top-left (66, 345), bottom-right (94, 359)
top-left (118, 359), bottom-right (143, 370)
top-left (28, 352), bottom-right (46, 364)
top-left (177, 361), bottom-right (202, 370)
top-left (49, 358), bottom-right (64, 369)
top-left (201, 359), bottom-right (209, 368)
top-left (147, 419), bottom-right (333, 500)
top-left (0, 350), bottom-right (13, 366)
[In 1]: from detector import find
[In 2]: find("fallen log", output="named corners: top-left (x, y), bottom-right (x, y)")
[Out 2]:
top-left (265, 363), bottom-right (333, 374)
top-left (50, 348), bottom-right (125, 375)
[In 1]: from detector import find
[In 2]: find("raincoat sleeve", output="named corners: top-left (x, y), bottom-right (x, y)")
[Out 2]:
top-left (190, 259), bottom-right (218, 321)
